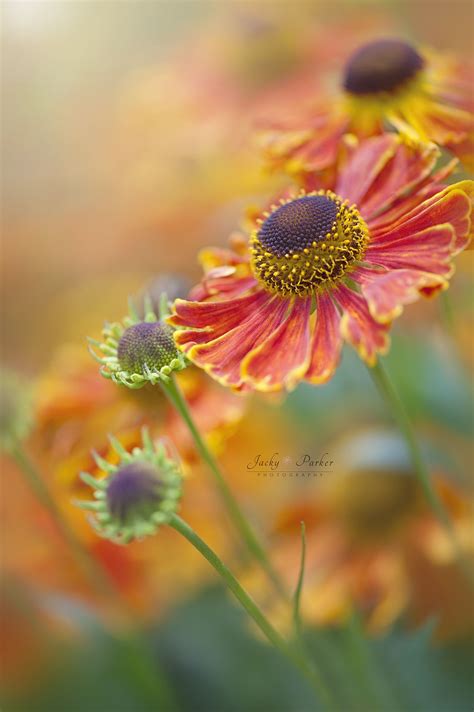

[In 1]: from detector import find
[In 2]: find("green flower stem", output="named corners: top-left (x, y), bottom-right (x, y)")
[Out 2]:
top-left (369, 359), bottom-right (474, 585)
top-left (161, 375), bottom-right (288, 600)
top-left (169, 513), bottom-right (335, 710)
top-left (439, 291), bottom-right (465, 370)
top-left (343, 610), bottom-right (400, 712)
top-left (10, 443), bottom-right (178, 712)
top-left (118, 631), bottom-right (178, 712)
top-left (10, 443), bottom-right (114, 598)
top-left (439, 290), bottom-right (455, 333)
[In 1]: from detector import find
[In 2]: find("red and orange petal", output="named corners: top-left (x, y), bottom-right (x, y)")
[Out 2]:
top-left (334, 285), bottom-right (390, 366)
top-left (358, 269), bottom-right (447, 324)
top-left (334, 133), bottom-right (438, 218)
top-left (173, 290), bottom-right (270, 351)
top-left (183, 295), bottom-right (290, 390)
top-left (338, 136), bottom-right (473, 321)
top-left (241, 296), bottom-right (312, 391)
top-left (188, 238), bottom-right (256, 301)
top-left (259, 109), bottom-right (349, 176)
top-left (418, 56), bottom-right (474, 162)
top-left (171, 282), bottom-right (390, 392)
top-left (306, 293), bottom-right (343, 385)
top-left (334, 134), bottom-right (470, 242)
top-left (368, 183), bottom-right (473, 251)
top-left (190, 269), bottom-right (257, 302)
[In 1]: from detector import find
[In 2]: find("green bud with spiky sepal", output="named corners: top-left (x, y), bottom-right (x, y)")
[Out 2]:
top-left (88, 296), bottom-right (187, 389)
top-left (75, 427), bottom-right (183, 544)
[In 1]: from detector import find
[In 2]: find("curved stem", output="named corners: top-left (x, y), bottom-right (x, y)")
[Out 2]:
top-left (169, 513), bottom-right (335, 710)
top-left (161, 375), bottom-right (288, 599)
top-left (369, 359), bottom-right (474, 585)
top-left (10, 443), bottom-right (178, 711)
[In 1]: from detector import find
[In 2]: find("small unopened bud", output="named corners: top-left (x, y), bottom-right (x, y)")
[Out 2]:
top-left (88, 296), bottom-right (186, 389)
top-left (76, 428), bottom-right (182, 544)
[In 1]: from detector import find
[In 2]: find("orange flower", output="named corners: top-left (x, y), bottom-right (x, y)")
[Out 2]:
top-left (259, 39), bottom-right (474, 183)
top-left (170, 136), bottom-right (472, 392)
top-left (241, 429), bottom-right (474, 639)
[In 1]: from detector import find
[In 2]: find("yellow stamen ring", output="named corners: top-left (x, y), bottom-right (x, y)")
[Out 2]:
top-left (250, 190), bottom-right (369, 297)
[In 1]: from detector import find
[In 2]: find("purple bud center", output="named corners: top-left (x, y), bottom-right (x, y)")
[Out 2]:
top-left (106, 463), bottom-right (162, 524)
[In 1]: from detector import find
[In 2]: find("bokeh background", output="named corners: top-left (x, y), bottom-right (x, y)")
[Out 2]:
top-left (1, 1), bottom-right (473, 711)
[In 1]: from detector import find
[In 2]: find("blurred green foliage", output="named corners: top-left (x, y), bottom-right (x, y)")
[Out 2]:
top-left (2, 586), bottom-right (472, 712)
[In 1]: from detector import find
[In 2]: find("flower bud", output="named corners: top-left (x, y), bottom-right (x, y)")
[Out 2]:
top-left (77, 428), bottom-right (182, 544)
top-left (89, 296), bottom-right (186, 389)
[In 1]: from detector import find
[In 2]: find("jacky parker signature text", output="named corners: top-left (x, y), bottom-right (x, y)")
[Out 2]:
top-left (246, 453), bottom-right (334, 476)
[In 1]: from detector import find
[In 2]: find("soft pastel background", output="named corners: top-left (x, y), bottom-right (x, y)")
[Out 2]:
top-left (1, 1), bottom-right (473, 711)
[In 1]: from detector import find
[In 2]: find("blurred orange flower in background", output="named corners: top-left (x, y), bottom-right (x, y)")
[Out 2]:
top-left (242, 428), bottom-right (474, 641)
top-left (259, 40), bottom-right (474, 183)
top-left (13, 344), bottom-right (248, 615)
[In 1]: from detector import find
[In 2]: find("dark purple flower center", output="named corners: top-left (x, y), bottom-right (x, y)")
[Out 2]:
top-left (117, 321), bottom-right (178, 374)
top-left (343, 39), bottom-right (424, 95)
top-left (258, 195), bottom-right (338, 258)
top-left (251, 191), bottom-right (369, 297)
top-left (106, 463), bottom-right (162, 524)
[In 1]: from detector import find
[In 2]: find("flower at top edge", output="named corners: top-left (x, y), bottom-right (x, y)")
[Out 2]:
top-left (76, 428), bottom-right (182, 544)
top-left (258, 37), bottom-right (474, 181)
top-left (89, 296), bottom-right (187, 389)
top-left (168, 135), bottom-right (473, 393)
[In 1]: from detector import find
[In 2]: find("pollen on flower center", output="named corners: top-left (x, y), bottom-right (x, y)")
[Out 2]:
top-left (251, 191), bottom-right (369, 297)
top-left (343, 39), bottom-right (424, 95)
top-left (117, 321), bottom-right (179, 375)
top-left (106, 462), bottom-right (163, 525)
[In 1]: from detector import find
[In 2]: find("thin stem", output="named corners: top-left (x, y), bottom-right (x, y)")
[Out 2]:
top-left (169, 513), bottom-right (335, 710)
top-left (292, 521), bottom-right (306, 637)
top-left (439, 290), bottom-right (455, 334)
top-left (343, 610), bottom-right (400, 712)
top-left (161, 375), bottom-right (288, 599)
top-left (10, 443), bottom-right (178, 711)
top-left (439, 291), bottom-right (465, 370)
top-left (11, 443), bottom-right (114, 597)
top-left (369, 359), bottom-right (474, 585)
